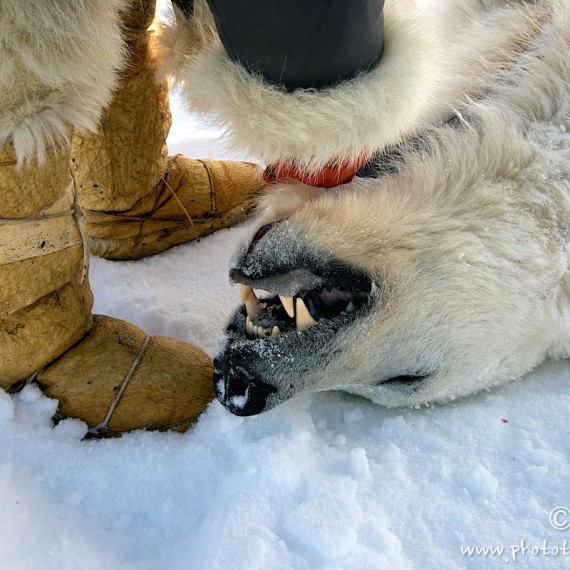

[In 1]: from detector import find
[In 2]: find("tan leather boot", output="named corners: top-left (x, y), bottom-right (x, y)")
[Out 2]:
top-left (0, 143), bottom-right (214, 436)
top-left (72, 0), bottom-right (264, 261)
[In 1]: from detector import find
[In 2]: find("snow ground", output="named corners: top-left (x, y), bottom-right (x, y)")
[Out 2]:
top-left (2, 95), bottom-right (570, 570)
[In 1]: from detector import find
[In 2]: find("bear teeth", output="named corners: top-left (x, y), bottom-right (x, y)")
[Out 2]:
top-left (279, 295), bottom-right (295, 318)
top-left (240, 284), bottom-right (367, 340)
top-left (242, 288), bottom-right (317, 337)
top-left (241, 285), bottom-right (263, 320)
top-left (246, 316), bottom-right (282, 339)
top-left (242, 288), bottom-right (308, 325)
top-left (295, 298), bottom-right (317, 330)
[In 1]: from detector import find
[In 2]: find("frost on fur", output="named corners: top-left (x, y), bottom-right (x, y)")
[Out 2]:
top-left (0, 0), bottom-right (128, 164)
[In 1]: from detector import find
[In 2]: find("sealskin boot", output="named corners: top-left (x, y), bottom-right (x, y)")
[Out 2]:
top-left (72, 0), bottom-right (264, 261)
top-left (0, 142), bottom-right (215, 436)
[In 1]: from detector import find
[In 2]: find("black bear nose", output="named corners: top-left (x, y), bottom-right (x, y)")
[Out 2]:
top-left (213, 362), bottom-right (277, 417)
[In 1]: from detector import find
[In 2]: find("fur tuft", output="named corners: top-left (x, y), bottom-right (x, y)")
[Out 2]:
top-left (0, 0), bottom-right (129, 164)
top-left (153, 0), bottom-right (217, 80)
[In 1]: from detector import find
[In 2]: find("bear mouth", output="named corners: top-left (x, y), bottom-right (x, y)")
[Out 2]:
top-left (231, 267), bottom-right (374, 340)
top-left (215, 223), bottom-right (431, 416)
top-left (216, 262), bottom-right (433, 415)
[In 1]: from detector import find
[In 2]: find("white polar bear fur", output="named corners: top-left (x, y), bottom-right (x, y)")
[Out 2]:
top-left (196, 0), bottom-right (570, 410)
top-left (259, 0), bottom-right (570, 406)
top-left (159, 0), bottom-right (560, 173)
top-left (0, 0), bottom-right (128, 164)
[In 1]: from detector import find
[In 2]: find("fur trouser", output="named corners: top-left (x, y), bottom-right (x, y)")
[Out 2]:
top-left (0, 0), bottom-right (216, 433)
top-left (157, 0), bottom-right (558, 173)
top-left (0, 1), bottom-right (127, 384)
top-left (0, 0), bottom-right (128, 164)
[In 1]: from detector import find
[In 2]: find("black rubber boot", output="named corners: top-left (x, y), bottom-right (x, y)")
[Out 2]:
top-left (202, 0), bottom-right (385, 91)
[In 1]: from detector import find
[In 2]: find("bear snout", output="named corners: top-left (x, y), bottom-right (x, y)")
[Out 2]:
top-left (213, 359), bottom-right (278, 417)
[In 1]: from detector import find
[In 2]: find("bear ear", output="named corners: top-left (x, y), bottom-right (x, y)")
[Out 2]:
top-left (204, 0), bottom-right (385, 91)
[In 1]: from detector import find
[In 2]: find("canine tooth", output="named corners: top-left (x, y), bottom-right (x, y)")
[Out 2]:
top-left (244, 290), bottom-right (263, 320)
top-left (280, 295), bottom-right (295, 318)
top-left (240, 284), bottom-right (253, 301)
top-left (296, 298), bottom-right (317, 331)
top-left (346, 301), bottom-right (356, 313)
top-left (246, 316), bottom-right (254, 335)
top-left (271, 326), bottom-right (281, 338)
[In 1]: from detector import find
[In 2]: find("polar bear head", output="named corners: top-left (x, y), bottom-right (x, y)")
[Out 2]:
top-left (213, 121), bottom-right (569, 416)
top-left (208, 0), bottom-right (570, 416)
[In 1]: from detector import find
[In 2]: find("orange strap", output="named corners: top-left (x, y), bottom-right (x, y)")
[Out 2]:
top-left (263, 156), bottom-right (370, 189)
